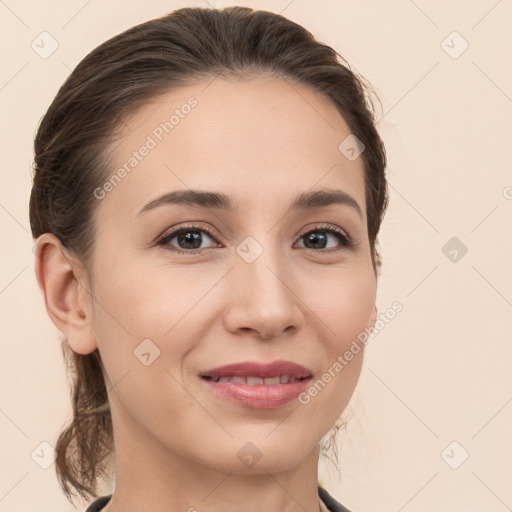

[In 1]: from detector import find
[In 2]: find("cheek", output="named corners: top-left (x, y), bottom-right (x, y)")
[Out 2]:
top-left (310, 266), bottom-right (376, 349)
top-left (90, 252), bottom-right (215, 384)
top-left (294, 268), bottom-right (375, 416)
top-left (92, 249), bottom-right (192, 336)
top-left (90, 267), bottom-right (198, 430)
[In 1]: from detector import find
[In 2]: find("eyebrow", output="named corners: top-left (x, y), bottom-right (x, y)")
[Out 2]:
top-left (136, 188), bottom-right (363, 219)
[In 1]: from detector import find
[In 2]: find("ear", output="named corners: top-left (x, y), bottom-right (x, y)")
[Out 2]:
top-left (34, 233), bottom-right (97, 355)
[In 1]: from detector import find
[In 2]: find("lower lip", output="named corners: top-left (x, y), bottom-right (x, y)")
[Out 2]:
top-left (201, 377), bottom-right (311, 409)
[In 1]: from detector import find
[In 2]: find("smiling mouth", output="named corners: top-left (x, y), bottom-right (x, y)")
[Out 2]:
top-left (200, 373), bottom-right (313, 409)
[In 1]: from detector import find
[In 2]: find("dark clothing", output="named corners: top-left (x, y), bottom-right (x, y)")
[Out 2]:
top-left (318, 485), bottom-right (352, 512)
top-left (85, 495), bottom-right (111, 512)
top-left (86, 485), bottom-right (352, 512)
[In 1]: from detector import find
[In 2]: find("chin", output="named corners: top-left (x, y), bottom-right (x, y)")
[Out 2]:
top-left (206, 438), bottom-right (313, 475)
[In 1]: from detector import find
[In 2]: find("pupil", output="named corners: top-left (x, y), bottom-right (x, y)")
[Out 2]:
top-left (305, 232), bottom-right (326, 249)
top-left (179, 231), bottom-right (201, 249)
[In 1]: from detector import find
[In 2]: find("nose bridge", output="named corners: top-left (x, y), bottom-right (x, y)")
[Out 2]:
top-left (223, 234), bottom-right (302, 338)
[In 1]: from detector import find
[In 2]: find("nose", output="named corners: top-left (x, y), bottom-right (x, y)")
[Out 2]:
top-left (223, 246), bottom-right (304, 340)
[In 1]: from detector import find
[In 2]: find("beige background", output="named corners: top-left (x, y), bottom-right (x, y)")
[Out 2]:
top-left (1, 0), bottom-right (511, 511)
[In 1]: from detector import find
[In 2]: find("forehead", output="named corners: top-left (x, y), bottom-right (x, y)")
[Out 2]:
top-left (99, 77), bottom-right (366, 220)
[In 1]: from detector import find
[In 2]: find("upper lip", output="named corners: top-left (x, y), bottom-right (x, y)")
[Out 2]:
top-left (200, 360), bottom-right (313, 379)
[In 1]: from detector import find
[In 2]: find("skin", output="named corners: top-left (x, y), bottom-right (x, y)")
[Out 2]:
top-left (35, 77), bottom-right (377, 512)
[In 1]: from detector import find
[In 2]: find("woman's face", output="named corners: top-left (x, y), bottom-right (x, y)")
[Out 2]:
top-left (85, 77), bottom-right (377, 474)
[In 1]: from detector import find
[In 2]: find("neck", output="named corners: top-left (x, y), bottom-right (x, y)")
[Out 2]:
top-left (101, 401), bottom-right (324, 512)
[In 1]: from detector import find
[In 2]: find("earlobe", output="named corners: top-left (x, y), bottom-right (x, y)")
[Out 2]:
top-left (34, 233), bottom-right (98, 355)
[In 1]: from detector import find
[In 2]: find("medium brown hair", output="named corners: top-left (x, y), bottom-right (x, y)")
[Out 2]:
top-left (29, 5), bottom-right (389, 503)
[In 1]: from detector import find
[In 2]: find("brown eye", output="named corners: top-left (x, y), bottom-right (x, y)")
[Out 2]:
top-left (157, 225), bottom-right (220, 253)
top-left (296, 225), bottom-right (354, 251)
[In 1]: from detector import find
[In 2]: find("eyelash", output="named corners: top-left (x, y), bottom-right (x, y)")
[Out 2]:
top-left (155, 223), bottom-right (355, 254)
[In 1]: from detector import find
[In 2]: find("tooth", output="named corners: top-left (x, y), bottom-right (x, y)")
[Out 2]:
top-left (246, 376), bottom-right (264, 385)
top-left (209, 375), bottom-right (301, 384)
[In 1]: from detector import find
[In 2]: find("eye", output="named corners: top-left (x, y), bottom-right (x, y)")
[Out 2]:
top-left (156, 224), bottom-right (220, 253)
top-left (156, 223), bottom-right (354, 254)
top-left (295, 224), bottom-right (354, 251)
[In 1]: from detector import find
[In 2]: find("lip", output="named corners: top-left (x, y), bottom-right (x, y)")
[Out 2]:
top-left (199, 360), bottom-right (313, 409)
top-left (201, 377), bottom-right (312, 409)
top-left (200, 360), bottom-right (313, 379)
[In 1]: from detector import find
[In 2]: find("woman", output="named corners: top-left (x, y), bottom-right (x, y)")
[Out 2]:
top-left (30, 6), bottom-right (389, 512)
